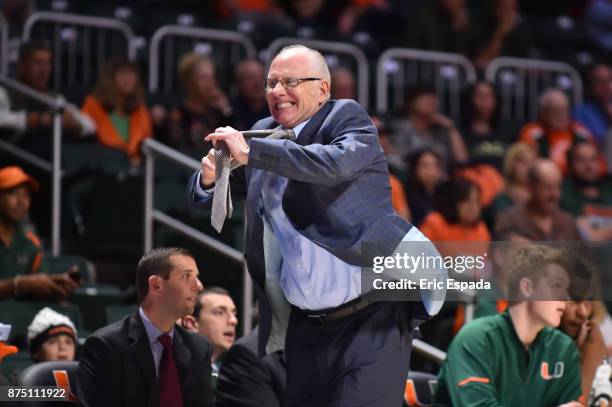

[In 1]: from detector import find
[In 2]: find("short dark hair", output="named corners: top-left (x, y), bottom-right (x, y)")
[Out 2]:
top-left (433, 177), bottom-right (479, 224)
top-left (136, 247), bottom-right (193, 303)
top-left (18, 40), bottom-right (51, 63)
top-left (192, 286), bottom-right (231, 319)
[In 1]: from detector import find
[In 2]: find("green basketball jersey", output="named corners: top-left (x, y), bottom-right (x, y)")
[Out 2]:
top-left (433, 310), bottom-right (582, 406)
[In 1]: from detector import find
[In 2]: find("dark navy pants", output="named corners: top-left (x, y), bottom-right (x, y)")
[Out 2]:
top-left (285, 302), bottom-right (413, 407)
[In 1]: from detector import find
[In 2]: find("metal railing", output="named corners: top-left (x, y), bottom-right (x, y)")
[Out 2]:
top-left (0, 13), bottom-right (8, 76)
top-left (0, 75), bottom-right (64, 256)
top-left (485, 56), bottom-right (583, 124)
top-left (266, 38), bottom-right (370, 109)
top-left (148, 25), bottom-right (257, 94)
top-left (377, 48), bottom-right (477, 120)
top-left (413, 338), bottom-right (446, 365)
top-left (23, 11), bottom-right (137, 92)
top-left (141, 138), bottom-right (253, 333)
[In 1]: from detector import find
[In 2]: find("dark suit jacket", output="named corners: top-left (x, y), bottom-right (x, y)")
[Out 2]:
top-left (215, 327), bottom-right (286, 407)
top-left (77, 313), bottom-right (213, 407)
top-left (188, 99), bottom-right (428, 355)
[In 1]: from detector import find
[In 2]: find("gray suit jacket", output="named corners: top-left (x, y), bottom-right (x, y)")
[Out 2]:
top-left (188, 99), bottom-right (428, 355)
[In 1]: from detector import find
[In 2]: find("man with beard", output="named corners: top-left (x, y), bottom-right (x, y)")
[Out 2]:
top-left (495, 159), bottom-right (580, 241)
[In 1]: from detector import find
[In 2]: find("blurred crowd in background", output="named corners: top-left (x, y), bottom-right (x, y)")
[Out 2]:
top-left (0, 0), bottom-right (611, 404)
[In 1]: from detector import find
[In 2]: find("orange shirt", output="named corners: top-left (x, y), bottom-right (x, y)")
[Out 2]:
top-left (420, 212), bottom-right (491, 242)
top-left (420, 212), bottom-right (490, 258)
top-left (519, 121), bottom-right (595, 173)
top-left (389, 174), bottom-right (409, 218)
top-left (456, 164), bottom-right (505, 207)
top-left (81, 95), bottom-right (152, 159)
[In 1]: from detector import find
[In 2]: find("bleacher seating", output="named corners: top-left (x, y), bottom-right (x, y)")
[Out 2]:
top-left (404, 371), bottom-right (438, 407)
top-left (104, 304), bottom-right (137, 325)
top-left (18, 360), bottom-right (79, 406)
top-left (71, 285), bottom-right (124, 332)
top-left (0, 351), bottom-right (32, 383)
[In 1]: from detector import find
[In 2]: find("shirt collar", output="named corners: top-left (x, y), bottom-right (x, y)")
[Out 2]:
top-left (291, 119), bottom-right (310, 138)
top-left (139, 307), bottom-right (174, 344)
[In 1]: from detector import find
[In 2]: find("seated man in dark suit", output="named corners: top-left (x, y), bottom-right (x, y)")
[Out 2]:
top-left (215, 326), bottom-right (286, 407)
top-left (77, 247), bottom-right (213, 407)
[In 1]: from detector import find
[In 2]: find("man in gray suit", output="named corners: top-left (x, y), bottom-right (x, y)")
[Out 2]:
top-left (188, 45), bottom-right (445, 406)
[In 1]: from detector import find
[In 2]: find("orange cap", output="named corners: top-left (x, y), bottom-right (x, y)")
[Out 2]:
top-left (0, 166), bottom-right (39, 192)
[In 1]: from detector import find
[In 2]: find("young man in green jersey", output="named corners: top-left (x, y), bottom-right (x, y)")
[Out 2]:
top-left (433, 245), bottom-right (584, 407)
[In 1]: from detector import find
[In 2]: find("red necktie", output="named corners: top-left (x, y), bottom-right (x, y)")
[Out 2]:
top-left (158, 333), bottom-right (184, 407)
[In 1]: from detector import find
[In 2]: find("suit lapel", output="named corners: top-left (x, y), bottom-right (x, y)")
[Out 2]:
top-left (295, 101), bottom-right (333, 146)
top-left (128, 314), bottom-right (159, 407)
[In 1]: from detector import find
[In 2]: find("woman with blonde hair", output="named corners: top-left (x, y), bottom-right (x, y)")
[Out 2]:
top-left (489, 142), bottom-right (537, 217)
top-left (156, 52), bottom-right (233, 158)
top-left (81, 56), bottom-right (152, 166)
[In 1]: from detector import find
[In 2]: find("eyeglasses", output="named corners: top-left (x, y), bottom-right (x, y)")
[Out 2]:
top-left (262, 77), bottom-right (322, 91)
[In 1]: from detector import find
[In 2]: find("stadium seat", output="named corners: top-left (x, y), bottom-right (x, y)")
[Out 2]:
top-left (18, 361), bottom-right (79, 406)
top-left (75, 172), bottom-right (144, 256)
top-left (105, 304), bottom-right (138, 324)
top-left (70, 284), bottom-right (124, 332)
top-left (404, 371), bottom-right (438, 407)
top-left (0, 351), bottom-right (33, 383)
top-left (44, 254), bottom-right (94, 284)
top-left (62, 143), bottom-right (131, 175)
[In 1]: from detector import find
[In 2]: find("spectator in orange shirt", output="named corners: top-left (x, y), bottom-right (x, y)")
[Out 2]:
top-left (420, 177), bottom-right (491, 249)
top-left (519, 88), bottom-right (595, 173)
top-left (81, 57), bottom-right (152, 167)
